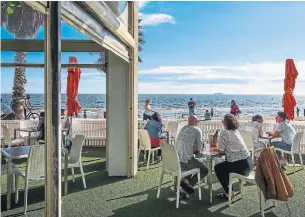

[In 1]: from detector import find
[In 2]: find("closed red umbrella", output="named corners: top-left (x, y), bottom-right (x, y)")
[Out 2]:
top-left (66, 56), bottom-right (81, 116)
top-left (282, 59), bottom-right (298, 120)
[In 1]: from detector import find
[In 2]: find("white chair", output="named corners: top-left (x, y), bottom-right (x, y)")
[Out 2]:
top-left (244, 126), bottom-right (265, 157)
top-left (156, 143), bottom-right (201, 209)
top-left (239, 130), bottom-right (255, 161)
top-left (138, 129), bottom-right (161, 170)
top-left (14, 145), bottom-right (45, 215)
top-left (274, 132), bottom-right (304, 173)
top-left (63, 134), bottom-right (86, 188)
top-left (228, 171), bottom-right (275, 217)
top-left (166, 121), bottom-right (179, 144)
top-left (1, 125), bottom-right (25, 147)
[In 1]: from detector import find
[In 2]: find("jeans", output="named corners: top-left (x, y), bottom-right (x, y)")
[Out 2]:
top-left (271, 141), bottom-right (291, 151)
top-left (214, 157), bottom-right (254, 194)
top-left (180, 158), bottom-right (208, 186)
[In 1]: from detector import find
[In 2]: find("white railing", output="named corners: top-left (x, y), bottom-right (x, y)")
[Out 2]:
top-left (2, 119), bottom-right (305, 151)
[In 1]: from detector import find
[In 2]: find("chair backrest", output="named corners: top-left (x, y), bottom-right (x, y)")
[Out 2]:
top-left (291, 132), bottom-right (304, 153)
top-left (69, 134), bottom-right (85, 164)
top-left (1, 125), bottom-right (12, 147)
top-left (20, 120), bottom-right (39, 137)
top-left (245, 125), bottom-right (260, 144)
top-left (161, 143), bottom-right (180, 176)
top-left (166, 121), bottom-right (179, 139)
top-left (139, 120), bottom-right (147, 129)
top-left (26, 145), bottom-right (45, 180)
top-left (138, 129), bottom-right (151, 150)
top-left (239, 130), bottom-right (255, 160)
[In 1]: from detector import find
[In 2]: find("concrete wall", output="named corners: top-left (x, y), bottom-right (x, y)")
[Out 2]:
top-left (106, 51), bottom-right (129, 176)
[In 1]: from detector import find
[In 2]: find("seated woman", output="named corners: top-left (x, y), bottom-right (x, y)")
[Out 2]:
top-left (245, 114), bottom-right (266, 150)
top-left (144, 112), bottom-right (166, 160)
top-left (214, 114), bottom-right (254, 199)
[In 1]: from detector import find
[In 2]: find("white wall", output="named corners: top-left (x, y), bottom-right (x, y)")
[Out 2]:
top-left (106, 51), bottom-right (129, 176)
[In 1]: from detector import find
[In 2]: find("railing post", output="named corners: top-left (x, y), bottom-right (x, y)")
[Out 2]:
top-left (44, 1), bottom-right (62, 217)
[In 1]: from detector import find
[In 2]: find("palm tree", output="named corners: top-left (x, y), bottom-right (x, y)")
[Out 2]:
top-left (92, 18), bottom-right (145, 72)
top-left (1, 2), bottom-right (44, 119)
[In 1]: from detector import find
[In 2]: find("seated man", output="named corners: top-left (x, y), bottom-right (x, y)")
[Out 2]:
top-left (1, 99), bottom-right (16, 120)
top-left (175, 115), bottom-right (208, 199)
top-left (268, 111), bottom-right (296, 165)
top-left (204, 109), bottom-right (212, 120)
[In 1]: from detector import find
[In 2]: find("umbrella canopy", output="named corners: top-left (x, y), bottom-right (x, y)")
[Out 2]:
top-left (66, 56), bottom-right (81, 116)
top-left (282, 59), bottom-right (298, 120)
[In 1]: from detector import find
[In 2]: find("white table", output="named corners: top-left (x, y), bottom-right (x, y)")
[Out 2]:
top-left (197, 148), bottom-right (221, 204)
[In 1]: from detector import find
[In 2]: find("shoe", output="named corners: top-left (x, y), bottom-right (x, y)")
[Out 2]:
top-left (180, 190), bottom-right (190, 200)
top-left (180, 181), bottom-right (195, 194)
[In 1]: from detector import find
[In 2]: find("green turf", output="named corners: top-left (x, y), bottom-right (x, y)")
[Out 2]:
top-left (2, 147), bottom-right (305, 217)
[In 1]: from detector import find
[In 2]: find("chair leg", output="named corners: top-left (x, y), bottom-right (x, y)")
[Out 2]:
top-left (197, 172), bottom-right (201, 200)
top-left (291, 154), bottom-right (295, 174)
top-left (228, 175), bottom-right (233, 206)
top-left (257, 186), bottom-right (264, 217)
top-left (176, 175), bottom-right (181, 209)
top-left (147, 150), bottom-right (151, 170)
top-left (157, 171), bottom-right (164, 199)
top-left (152, 151), bottom-right (155, 164)
top-left (240, 180), bottom-right (245, 199)
top-left (138, 148), bottom-right (141, 163)
top-left (143, 150), bottom-right (147, 163)
top-left (299, 153), bottom-right (304, 169)
top-left (24, 179), bottom-right (28, 215)
top-left (79, 163), bottom-right (87, 189)
top-left (71, 167), bottom-right (75, 182)
top-left (15, 174), bottom-right (19, 204)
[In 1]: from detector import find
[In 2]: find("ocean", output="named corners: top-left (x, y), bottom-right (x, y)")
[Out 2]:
top-left (1, 94), bottom-right (305, 119)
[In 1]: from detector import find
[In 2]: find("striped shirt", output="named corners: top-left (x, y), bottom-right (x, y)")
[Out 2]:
top-left (175, 125), bottom-right (203, 163)
top-left (218, 129), bottom-right (250, 162)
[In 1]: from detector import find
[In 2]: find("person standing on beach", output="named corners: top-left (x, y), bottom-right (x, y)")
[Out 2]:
top-left (230, 100), bottom-right (241, 116)
top-left (296, 107), bottom-right (300, 117)
top-left (304, 109), bottom-right (305, 117)
top-left (211, 108), bottom-right (214, 117)
top-left (188, 98), bottom-right (196, 115)
top-left (143, 99), bottom-right (153, 120)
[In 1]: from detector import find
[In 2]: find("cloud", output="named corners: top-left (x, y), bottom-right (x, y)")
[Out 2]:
top-left (138, 2), bottom-right (175, 26)
top-left (138, 1), bottom-right (149, 10)
top-left (138, 61), bottom-right (305, 94)
top-left (139, 13), bottom-right (176, 26)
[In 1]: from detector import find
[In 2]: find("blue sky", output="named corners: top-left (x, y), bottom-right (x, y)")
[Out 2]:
top-left (1, 1), bottom-right (305, 94)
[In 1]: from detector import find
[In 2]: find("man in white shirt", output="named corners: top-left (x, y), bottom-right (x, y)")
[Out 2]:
top-left (175, 115), bottom-right (208, 197)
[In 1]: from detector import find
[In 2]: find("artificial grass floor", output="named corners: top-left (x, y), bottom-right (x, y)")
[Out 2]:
top-left (2, 147), bottom-right (305, 217)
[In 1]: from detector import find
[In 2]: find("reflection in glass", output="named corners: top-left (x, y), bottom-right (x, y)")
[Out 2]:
top-left (1, 2), bottom-right (44, 119)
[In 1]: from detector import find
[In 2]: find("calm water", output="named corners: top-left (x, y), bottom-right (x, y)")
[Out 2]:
top-left (2, 94), bottom-right (305, 119)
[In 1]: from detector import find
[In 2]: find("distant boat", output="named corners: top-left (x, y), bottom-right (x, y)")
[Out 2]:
top-left (214, 93), bottom-right (224, 95)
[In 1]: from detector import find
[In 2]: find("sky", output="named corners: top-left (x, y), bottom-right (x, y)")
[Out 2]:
top-left (1, 1), bottom-right (305, 95)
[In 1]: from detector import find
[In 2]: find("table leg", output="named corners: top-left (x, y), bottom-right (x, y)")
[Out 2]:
top-left (14, 129), bottom-right (17, 139)
top-left (209, 157), bottom-right (213, 205)
top-left (64, 152), bottom-right (68, 196)
top-left (7, 159), bottom-right (12, 210)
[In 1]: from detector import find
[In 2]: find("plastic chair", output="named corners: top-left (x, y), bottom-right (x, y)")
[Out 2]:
top-left (13, 145), bottom-right (45, 215)
top-left (1, 125), bottom-right (25, 147)
top-left (228, 171), bottom-right (276, 217)
top-left (274, 132), bottom-right (304, 173)
top-left (239, 130), bottom-right (255, 161)
top-left (138, 129), bottom-right (161, 170)
top-left (244, 126), bottom-right (265, 156)
top-left (156, 143), bottom-right (201, 209)
top-left (62, 134), bottom-right (86, 188)
top-left (166, 121), bottom-right (179, 144)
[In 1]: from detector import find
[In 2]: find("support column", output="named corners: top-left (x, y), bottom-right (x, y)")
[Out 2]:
top-left (44, 2), bottom-right (62, 216)
top-left (127, 1), bottom-right (139, 177)
top-left (106, 51), bottom-right (129, 176)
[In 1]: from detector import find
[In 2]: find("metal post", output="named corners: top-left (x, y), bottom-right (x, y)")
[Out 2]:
top-left (45, 2), bottom-right (62, 217)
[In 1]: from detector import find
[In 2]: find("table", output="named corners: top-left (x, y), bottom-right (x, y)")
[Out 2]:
top-left (197, 148), bottom-right (220, 204)
top-left (260, 134), bottom-right (275, 146)
top-left (1, 146), bottom-right (69, 210)
top-left (14, 128), bottom-right (39, 146)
